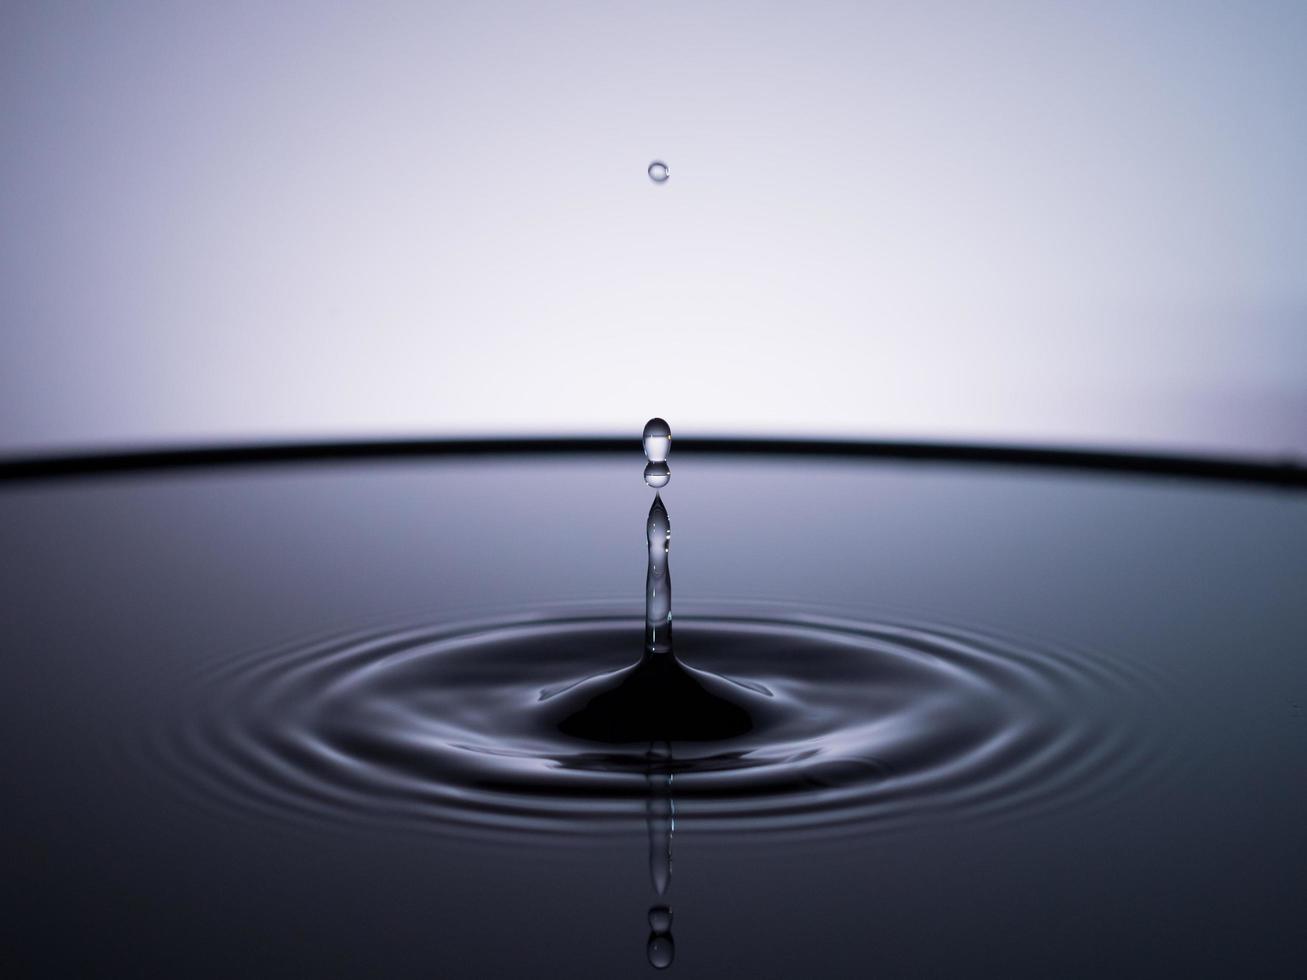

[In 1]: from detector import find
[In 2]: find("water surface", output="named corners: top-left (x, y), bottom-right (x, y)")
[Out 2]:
top-left (1, 452), bottom-right (1303, 977)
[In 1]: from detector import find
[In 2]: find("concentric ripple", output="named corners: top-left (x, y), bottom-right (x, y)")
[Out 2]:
top-left (145, 605), bottom-right (1174, 840)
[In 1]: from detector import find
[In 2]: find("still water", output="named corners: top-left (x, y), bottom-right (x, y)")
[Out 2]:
top-left (1, 449), bottom-right (1304, 977)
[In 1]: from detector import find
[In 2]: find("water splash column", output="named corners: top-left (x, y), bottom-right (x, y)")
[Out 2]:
top-left (645, 496), bottom-right (672, 656)
top-left (643, 419), bottom-right (673, 657)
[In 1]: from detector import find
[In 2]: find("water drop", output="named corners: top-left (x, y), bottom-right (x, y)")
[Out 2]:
top-left (642, 418), bottom-right (671, 463)
top-left (644, 462), bottom-right (670, 488)
top-left (647, 935), bottom-right (675, 970)
top-left (647, 160), bottom-right (669, 183)
top-left (648, 906), bottom-right (673, 934)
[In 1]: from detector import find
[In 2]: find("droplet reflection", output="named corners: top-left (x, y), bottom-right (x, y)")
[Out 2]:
top-left (647, 934), bottom-right (674, 969)
top-left (648, 906), bottom-right (673, 934)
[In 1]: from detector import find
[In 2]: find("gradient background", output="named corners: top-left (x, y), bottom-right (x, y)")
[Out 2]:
top-left (2, 0), bottom-right (1304, 456)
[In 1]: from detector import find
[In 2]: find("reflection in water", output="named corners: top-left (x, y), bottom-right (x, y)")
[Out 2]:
top-left (647, 742), bottom-right (674, 896)
top-left (647, 908), bottom-right (674, 970)
top-left (646, 742), bottom-right (675, 969)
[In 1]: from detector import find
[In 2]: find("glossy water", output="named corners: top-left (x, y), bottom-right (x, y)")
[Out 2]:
top-left (1, 452), bottom-right (1305, 977)
top-left (146, 607), bottom-right (1168, 838)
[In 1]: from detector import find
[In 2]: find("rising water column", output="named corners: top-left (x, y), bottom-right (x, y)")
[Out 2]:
top-left (643, 418), bottom-right (673, 657)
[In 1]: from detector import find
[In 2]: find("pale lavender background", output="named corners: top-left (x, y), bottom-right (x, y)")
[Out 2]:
top-left (1, 1), bottom-right (1304, 455)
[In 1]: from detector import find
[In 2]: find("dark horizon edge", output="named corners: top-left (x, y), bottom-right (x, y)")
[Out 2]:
top-left (0, 437), bottom-right (1303, 488)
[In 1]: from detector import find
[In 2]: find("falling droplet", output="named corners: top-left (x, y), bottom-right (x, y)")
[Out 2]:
top-left (648, 906), bottom-right (673, 934)
top-left (644, 462), bottom-right (670, 488)
top-left (642, 418), bottom-right (671, 462)
top-left (647, 160), bottom-right (670, 183)
top-left (647, 935), bottom-right (675, 970)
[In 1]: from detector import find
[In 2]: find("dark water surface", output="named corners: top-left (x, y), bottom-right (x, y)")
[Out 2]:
top-left (2, 452), bottom-right (1305, 977)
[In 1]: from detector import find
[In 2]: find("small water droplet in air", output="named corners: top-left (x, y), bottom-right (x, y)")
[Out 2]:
top-left (647, 934), bottom-right (675, 969)
top-left (647, 161), bottom-right (669, 183)
top-left (644, 462), bottom-right (670, 488)
top-left (643, 418), bottom-right (671, 462)
top-left (649, 906), bottom-right (673, 933)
